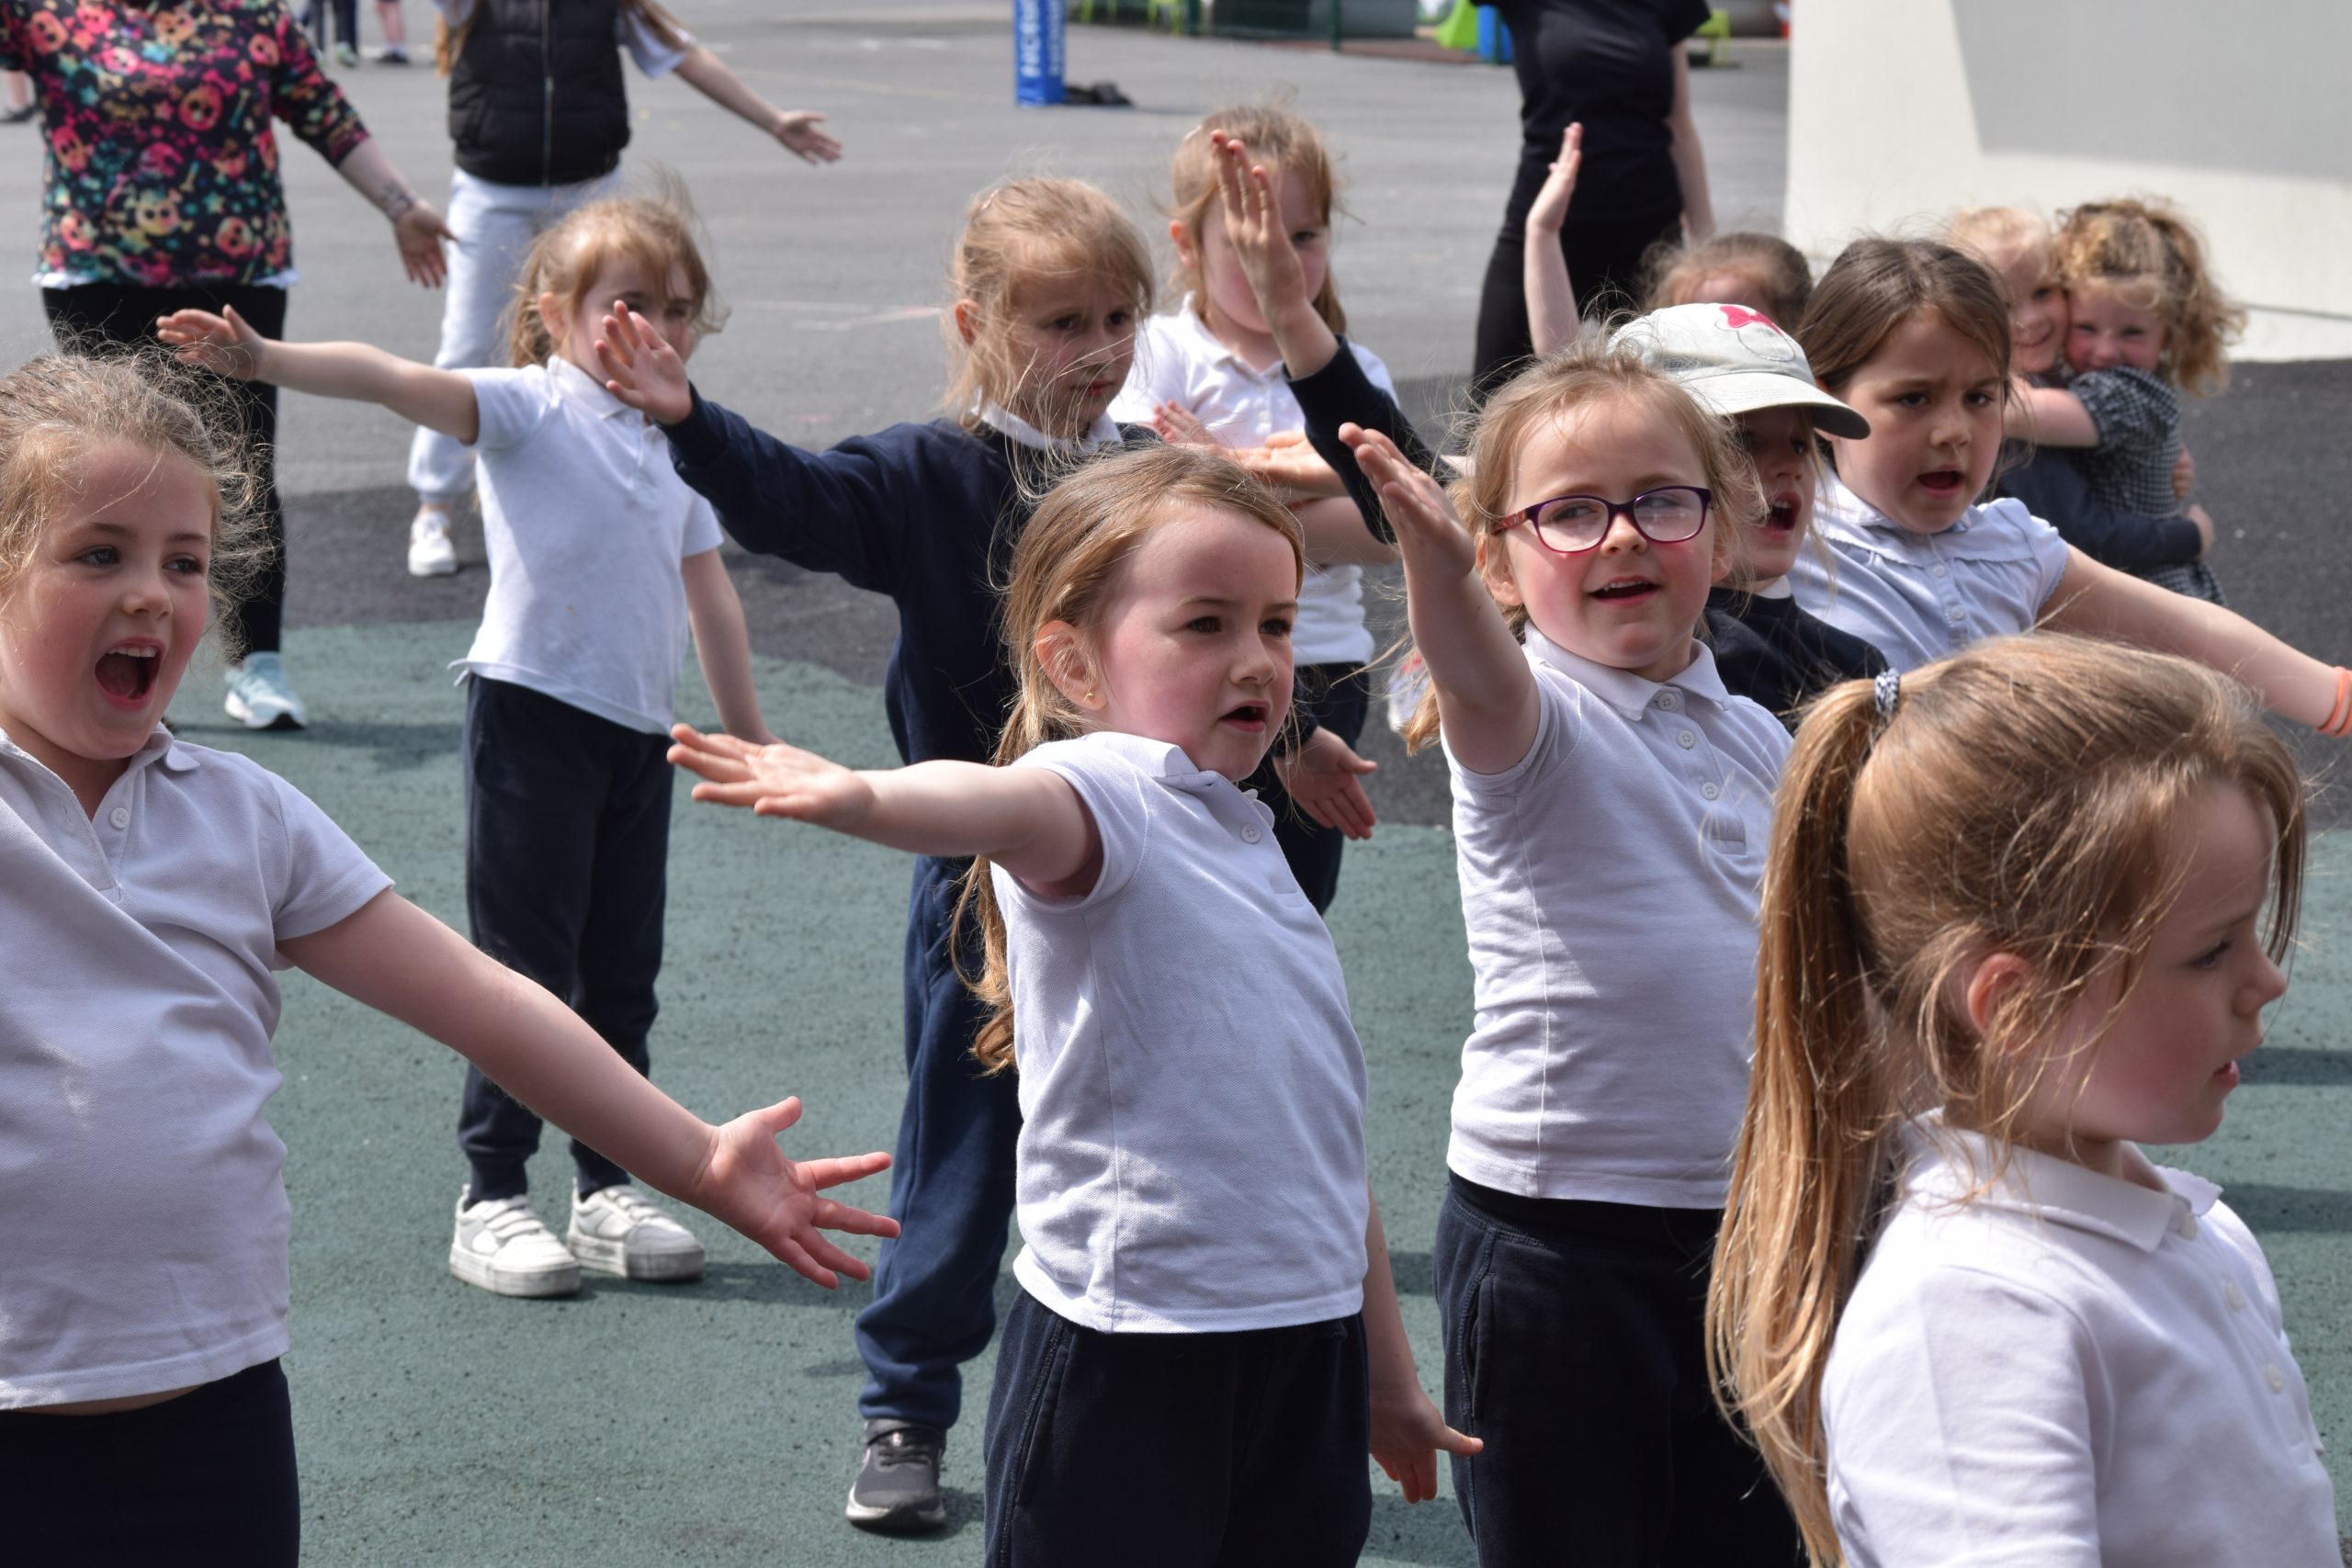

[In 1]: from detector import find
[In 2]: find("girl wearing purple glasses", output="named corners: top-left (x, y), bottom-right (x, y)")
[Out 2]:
top-left (1349, 338), bottom-right (1803, 1563)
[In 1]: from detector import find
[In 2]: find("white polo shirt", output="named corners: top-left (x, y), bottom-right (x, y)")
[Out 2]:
top-left (1826, 1124), bottom-right (2338, 1566)
top-left (994, 732), bottom-right (1371, 1333)
top-left (458, 356), bottom-right (725, 736)
top-left (1790, 472), bottom-right (2072, 673)
top-left (1442, 630), bottom-right (1792, 1208)
top-left (1111, 304), bottom-right (1396, 666)
top-left (0, 728), bottom-right (389, 1407)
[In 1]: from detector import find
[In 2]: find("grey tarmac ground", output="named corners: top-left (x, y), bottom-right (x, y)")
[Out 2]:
top-left (7, 4), bottom-right (2346, 1562)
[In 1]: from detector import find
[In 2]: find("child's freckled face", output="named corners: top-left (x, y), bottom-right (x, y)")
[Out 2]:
top-left (1825, 311), bottom-right (2005, 536)
top-left (1986, 243), bottom-right (2067, 378)
top-left (1082, 505), bottom-right (1299, 781)
top-left (0, 442), bottom-right (213, 803)
top-left (560, 256), bottom-right (699, 378)
top-left (2066, 286), bottom-right (2166, 375)
top-left (1732, 406), bottom-right (1815, 584)
top-left (1488, 400), bottom-right (1722, 682)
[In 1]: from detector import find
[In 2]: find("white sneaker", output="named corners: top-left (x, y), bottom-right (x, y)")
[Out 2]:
top-left (448, 1189), bottom-right (582, 1298)
top-left (222, 651), bottom-right (308, 730)
top-left (407, 504), bottom-right (458, 577)
top-left (567, 1184), bottom-right (705, 1282)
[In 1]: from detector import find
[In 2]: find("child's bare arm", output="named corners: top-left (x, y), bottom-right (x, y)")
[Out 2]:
top-left (681, 548), bottom-right (776, 745)
top-left (2006, 380), bottom-right (2099, 447)
top-left (669, 727), bottom-right (1102, 894)
top-left (1523, 123), bottom-right (1582, 356)
top-left (2047, 547), bottom-right (2346, 729)
top-left (1363, 1187), bottom-right (1482, 1500)
top-left (279, 891), bottom-right (899, 1287)
top-left (672, 46), bottom-right (842, 163)
top-left (156, 306), bottom-right (481, 442)
top-left (1347, 426), bottom-right (1538, 773)
top-left (1295, 495), bottom-right (1399, 567)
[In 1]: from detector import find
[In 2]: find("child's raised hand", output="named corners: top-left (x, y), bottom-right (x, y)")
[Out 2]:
top-left (1151, 400), bottom-right (1219, 449)
top-left (1276, 726), bottom-right (1378, 840)
top-left (1343, 423), bottom-right (1474, 580)
top-left (155, 305), bottom-right (266, 381)
top-left (1527, 122), bottom-right (1582, 235)
top-left (1210, 130), bottom-right (1314, 322)
top-left (687, 1095), bottom-right (899, 1289)
top-left (1370, 1382), bottom-right (1482, 1505)
top-left (670, 724), bottom-right (876, 830)
top-left (595, 301), bottom-right (694, 426)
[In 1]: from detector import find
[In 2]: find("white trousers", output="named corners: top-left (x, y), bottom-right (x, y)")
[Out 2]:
top-left (406, 164), bottom-right (625, 503)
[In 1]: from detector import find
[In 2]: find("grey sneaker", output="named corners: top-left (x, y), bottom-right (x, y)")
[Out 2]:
top-left (566, 1184), bottom-right (704, 1281)
top-left (448, 1189), bottom-right (581, 1298)
top-left (223, 651), bottom-right (307, 730)
top-left (846, 1420), bottom-right (947, 1534)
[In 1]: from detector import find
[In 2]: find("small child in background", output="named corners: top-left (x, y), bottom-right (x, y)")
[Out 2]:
top-left (2002, 198), bottom-right (2244, 603)
top-left (1115, 103), bottom-right (1396, 913)
top-left (670, 444), bottom-right (1471, 1564)
top-left (1711, 634), bottom-right (2338, 1563)
top-left (1947, 204), bottom-right (2215, 587)
top-left (0, 349), bottom-right (892, 1566)
top-left (1354, 342), bottom-right (1804, 1563)
top-left (163, 189), bottom-right (778, 1299)
top-left (1610, 302), bottom-right (1886, 722)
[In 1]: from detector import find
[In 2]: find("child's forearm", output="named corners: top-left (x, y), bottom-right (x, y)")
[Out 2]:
top-left (1268, 294), bottom-right (1343, 381)
top-left (1362, 1190), bottom-right (1423, 1399)
top-left (1523, 226), bottom-right (1577, 357)
top-left (2007, 383), bottom-right (2099, 447)
top-left (673, 45), bottom-right (791, 136)
top-left (1295, 495), bottom-right (1397, 567)
top-left (852, 763), bottom-right (1089, 872)
top-left (253, 338), bottom-right (481, 442)
top-left (683, 550), bottom-right (773, 743)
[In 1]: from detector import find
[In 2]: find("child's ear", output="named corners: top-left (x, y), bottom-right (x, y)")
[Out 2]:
top-left (953, 299), bottom-right (980, 349)
top-left (1035, 620), bottom-right (1103, 711)
top-left (1958, 951), bottom-right (2034, 1041)
top-left (1475, 533), bottom-right (1524, 609)
top-left (1168, 218), bottom-right (1196, 271)
top-left (537, 290), bottom-right (569, 343)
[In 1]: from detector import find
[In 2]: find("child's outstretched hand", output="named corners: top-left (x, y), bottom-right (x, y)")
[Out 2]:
top-left (690, 1095), bottom-right (898, 1289)
top-left (773, 109), bottom-right (843, 164)
top-left (1277, 726), bottom-right (1378, 840)
top-left (670, 724), bottom-right (876, 830)
top-left (1527, 122), bottom-right (1582, 235)
top-left (1231, 430), bottom-right (1350, 501)
top-left (1344, 423), bottom-right (1474, 581)
top-left (1371, 1382), bottom-right (1483, 1504)
top-left (1151, 400), bottom-right (1219, 448)
top-left (595, 301), bottom-right (695, 426)
top-left (1210, 130), bottom-right (1315, 326)
top-left (155, 305), bottom-right (266, 381)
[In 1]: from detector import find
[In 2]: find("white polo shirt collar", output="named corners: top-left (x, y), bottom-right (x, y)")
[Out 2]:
top-left (1521, 626), bottom-right (1731, 721)
top-left (0, 722), bottom-right (197, 791)
top-left (1901, 1121), bottom-right (2220, 1255)
top-left (1160, 297), bottom-right (1283, 382)
top-left (1828, 471), bottom-right (1983, 539)
top-left (973, 400), bottom-right (1122, 455)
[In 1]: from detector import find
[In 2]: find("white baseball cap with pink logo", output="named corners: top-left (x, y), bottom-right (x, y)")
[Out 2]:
top-left (1609, 302), bottom-right (1871, 440)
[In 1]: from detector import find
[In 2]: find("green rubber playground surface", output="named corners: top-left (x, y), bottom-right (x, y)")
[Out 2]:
top-left (172, 623), bottom-right (2352, 1565)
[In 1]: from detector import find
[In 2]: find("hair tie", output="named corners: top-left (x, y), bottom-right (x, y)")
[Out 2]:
top-left (1872, 670), bottom-right (1903, 722)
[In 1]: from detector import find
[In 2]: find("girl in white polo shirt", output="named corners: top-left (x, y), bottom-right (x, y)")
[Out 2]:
top-left (667, 444), bottom-right (1473, 1567)
top-left (1785, 236), bottom-right (2349, 731)
top-left (1113, 103), bottom-right (1399, 914)
top-left (0, 349), bottom-right (894, 1565)
top-left (1712, 635), bottom-right (2339, 1564)
top-left (161, 188), bottom-right (779, 1297)
top-left (1351, 343), bottom-right (1802, 1563)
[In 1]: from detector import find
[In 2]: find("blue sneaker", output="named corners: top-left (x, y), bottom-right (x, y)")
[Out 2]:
top-left (223, 651), bottom-right (308, 731)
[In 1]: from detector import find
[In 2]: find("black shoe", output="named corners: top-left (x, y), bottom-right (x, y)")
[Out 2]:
top-left (845, 1420), bottom-right (948, 1534)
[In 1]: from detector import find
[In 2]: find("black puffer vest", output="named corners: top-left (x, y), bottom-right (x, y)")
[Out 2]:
top-left (447, 0), bottom-right (631, 187)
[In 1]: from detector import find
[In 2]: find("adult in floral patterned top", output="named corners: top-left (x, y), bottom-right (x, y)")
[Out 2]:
top-left (0, 0), bottom-right (457, 730)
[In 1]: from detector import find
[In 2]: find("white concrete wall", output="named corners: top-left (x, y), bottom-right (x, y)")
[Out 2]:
top-left (1785, 0), bottom-right (2352, 361)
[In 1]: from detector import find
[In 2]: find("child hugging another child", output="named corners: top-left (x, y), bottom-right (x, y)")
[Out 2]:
top-left (1713, 635), bottom-right (2339, 1563)
top-left (668, 444), bottom-right (1472, 1566)
top-left (0, 350), bottom-right (891, 1565)
top-left (1946, 204), bottom-right (2217, 590)
top-left (161, 187), bottom-right (780, 1298)
top-left (1114, 103), bottom-right (1396, 912)
top-left (1351, 343), bottom-right (1804, 1563)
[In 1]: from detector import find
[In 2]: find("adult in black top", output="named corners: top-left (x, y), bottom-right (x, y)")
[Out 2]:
top-left (1471, 0), bottom-right (1715, 400)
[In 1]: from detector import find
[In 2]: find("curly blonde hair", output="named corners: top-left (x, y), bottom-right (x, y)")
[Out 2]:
top-left (2053, 197), bottom-right (2244, 396)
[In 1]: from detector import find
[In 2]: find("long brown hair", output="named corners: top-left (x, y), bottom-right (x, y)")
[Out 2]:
top-left (1797, 237), bottom-right (2012, 398)
top-left (956, 444), bottom-right (1304, 1072)
top-left (1709, 634), bottom-right (2306, 1563)
top-left (2053, 197), bottom-right (2245, 397)
top-left (437, 0), bottom-right (688, 73)
top-left (504, 184), bottom-right (725, 369)
top-left (0, 346), bottom-right (266, 657)
top-left (1166, 103), bottom-right (1347, 336)
top-left (1396, 341), bottom-right (1764, 753)
top-left (943, 177), bottom-right (1155, 429)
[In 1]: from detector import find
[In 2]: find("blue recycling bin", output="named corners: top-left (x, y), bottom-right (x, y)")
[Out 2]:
top-left (1014, 0), bottom-right (1065, 105)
